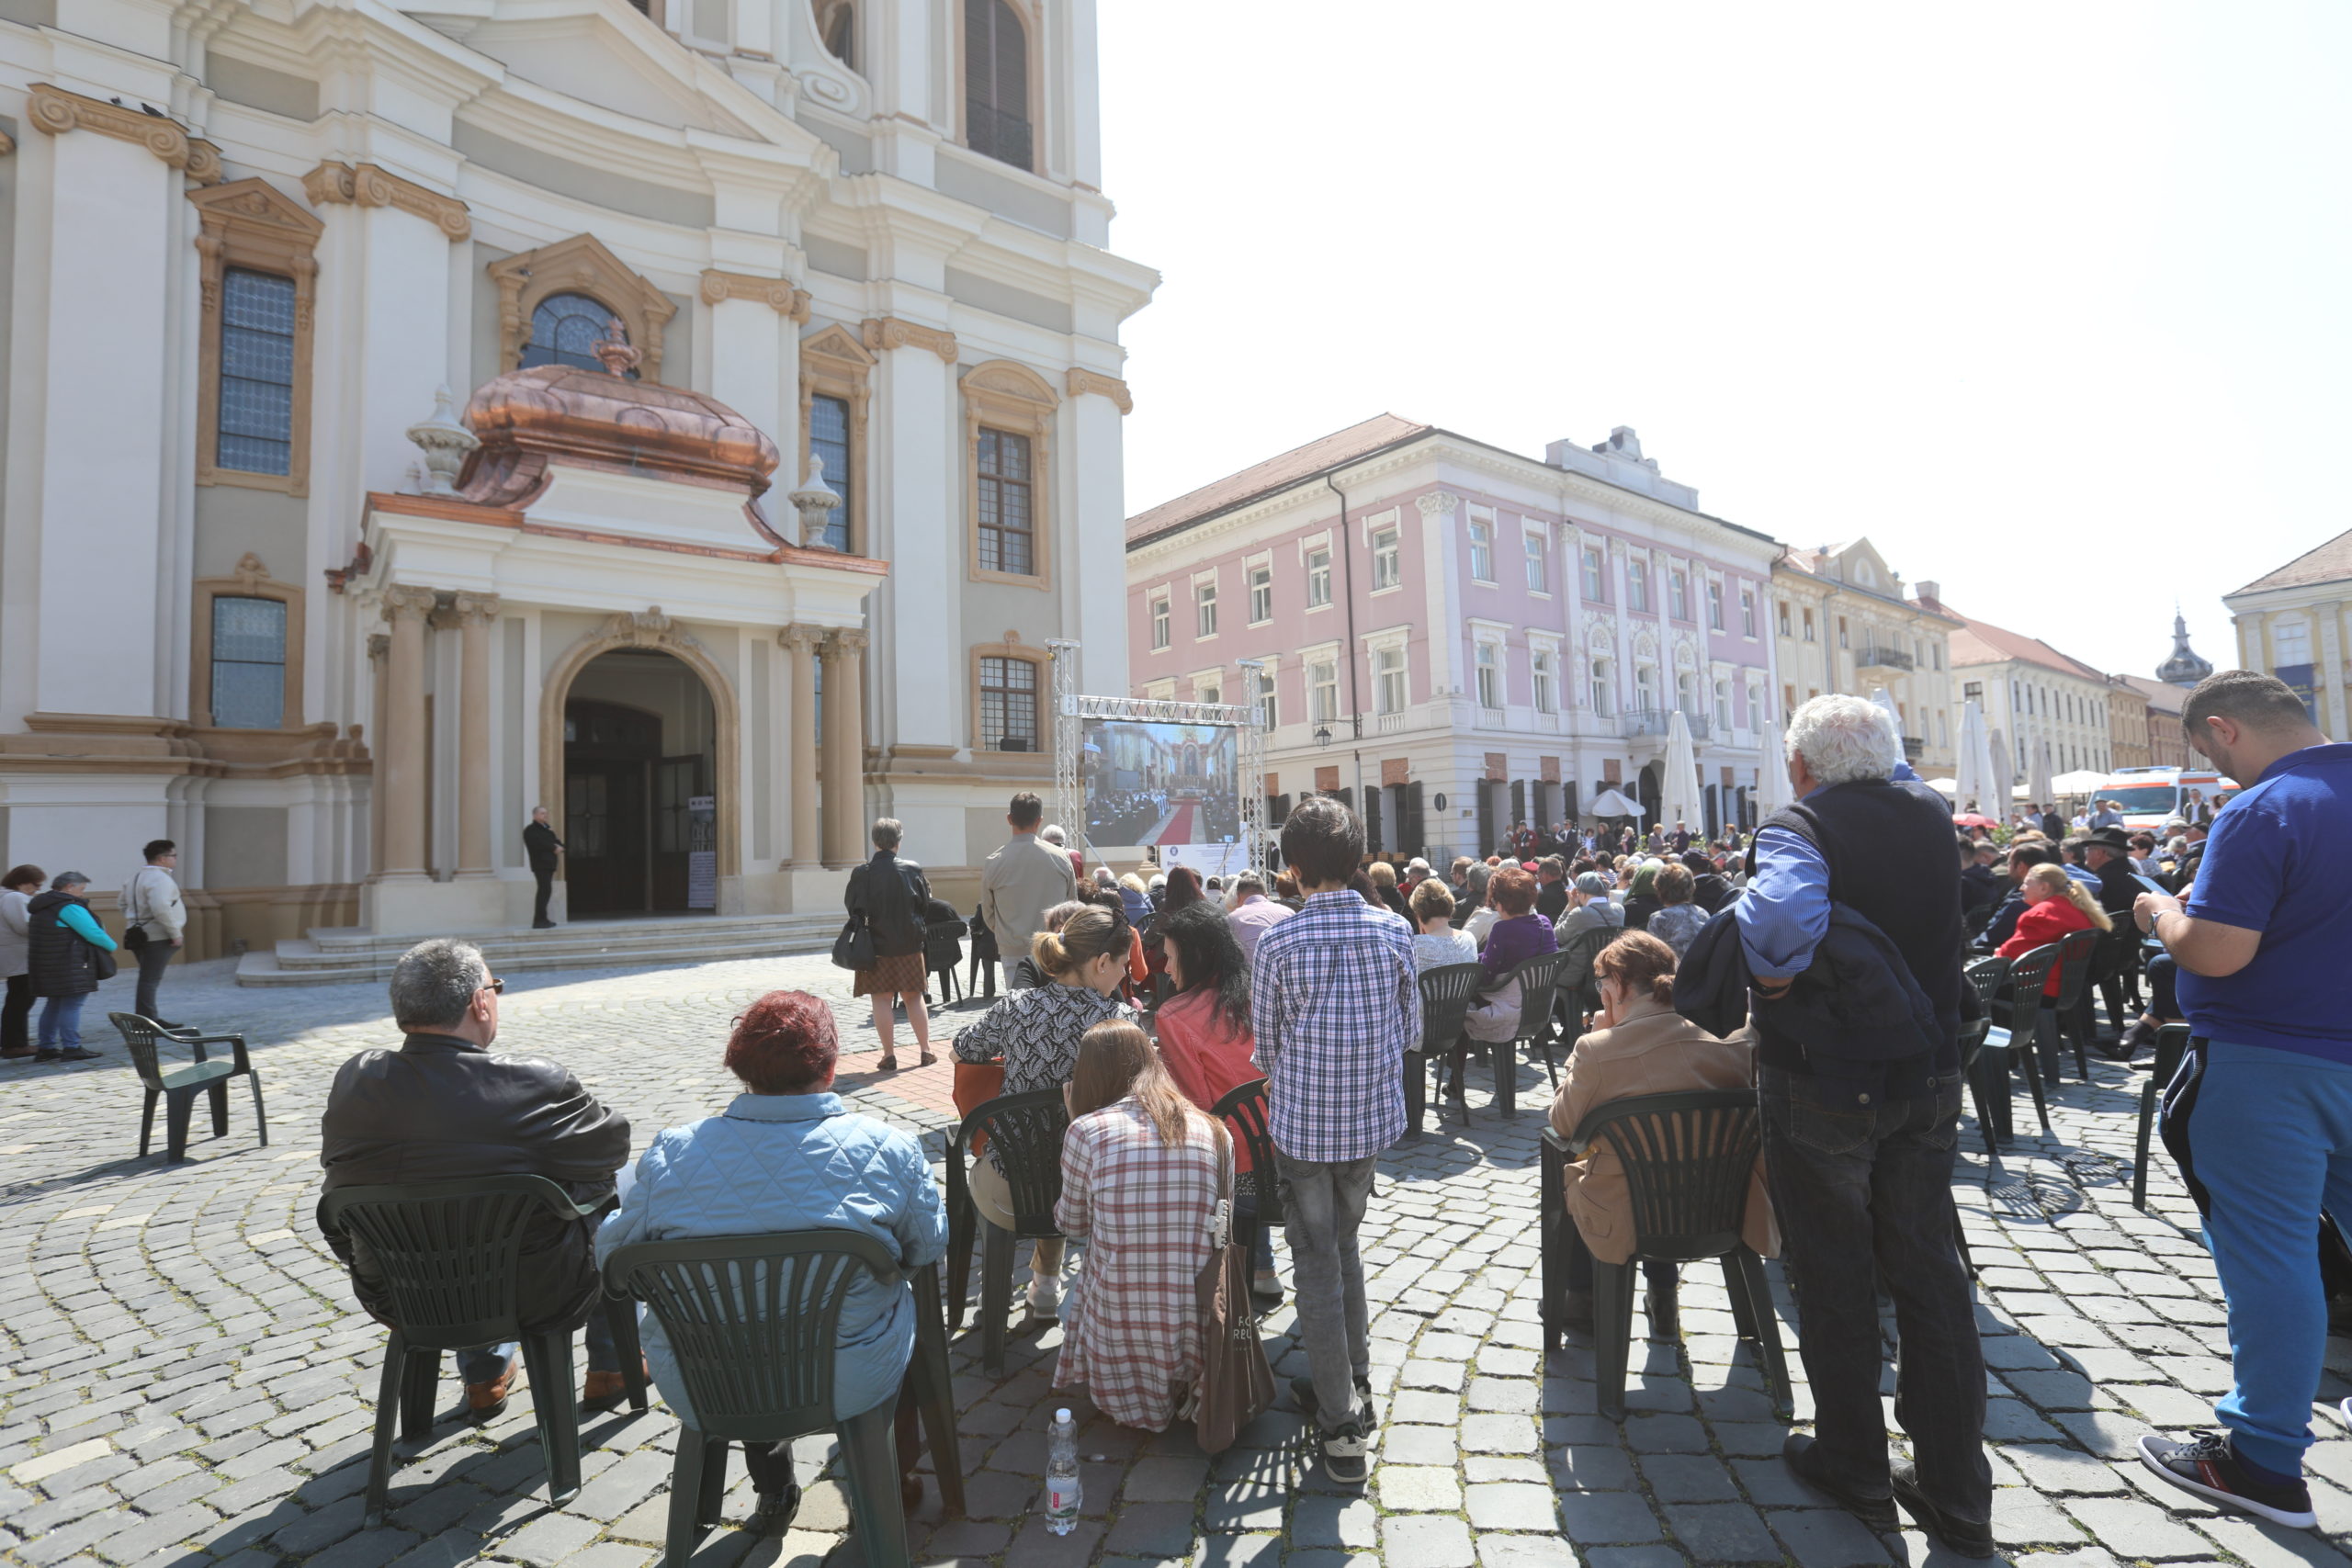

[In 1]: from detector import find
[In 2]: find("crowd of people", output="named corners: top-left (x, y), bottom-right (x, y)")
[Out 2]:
top-left (0, 840), bottom-right (190, 1064)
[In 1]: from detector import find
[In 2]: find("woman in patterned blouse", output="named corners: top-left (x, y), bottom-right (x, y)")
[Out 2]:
top-left (953, 905), bottom-right (1137, 1321)
top-left (1053, 1019), bottom-right (1223, 1430)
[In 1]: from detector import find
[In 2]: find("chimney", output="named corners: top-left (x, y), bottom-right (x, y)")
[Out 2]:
top-left (1915, 581), bottom-right (1940, 604)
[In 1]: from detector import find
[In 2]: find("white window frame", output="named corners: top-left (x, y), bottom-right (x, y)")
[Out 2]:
top-left (1246, 556), bottom-right (1273, 626)
top-left (1142, 678), bottom-right (1175, 703)
top-left (1193, 671), bottom-right (1222, 707)
top-left (1475, 639), bottom-right (1503, 711)
top-left (1303, 641), bottom-right (1342, 726)
top-left (1523, 527), bottom-right (1548, 595)
top-left (1257, 667), bottom-right (1279, 728)
top-left (1532, 644), bottom-right (1556, 715)
top-left (1628, 559), bottom-right (1649, 613)
top-left (1741, 587), bottom-right (1757, 638)
top-left (1467, 509), bottom-right (1495, 584)
top-left (1582, 546), bottom-right (1607, 601)
top-left (1148, 589), bottom-right (1170, 651)
top-left (1370, 523), bottom-right (1402, 592)
top-left (1706, 579), bottom-right (1724, 632)
top-left (1299, 530), bottom-right (1334, 611)
top-left (1713, 676), bottom-right (1732, 730)
top-left (1589, 655), bottom-right (1615, 717)
top-left (1193, 571), bottom-right (1218, 640)
top-left (1669, 570), bottom-right (1688, 622)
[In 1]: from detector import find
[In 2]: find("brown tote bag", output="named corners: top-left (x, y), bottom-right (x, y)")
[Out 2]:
top-left (1191, 1123), bottom-right (1274, 1454)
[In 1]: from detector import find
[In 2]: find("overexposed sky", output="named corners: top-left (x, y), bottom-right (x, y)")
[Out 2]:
top-left (1098, 1), bottom-right (2352, 679)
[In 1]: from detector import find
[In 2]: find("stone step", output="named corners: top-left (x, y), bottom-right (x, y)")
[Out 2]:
top-left (236, 913), bottom-right (842, 987)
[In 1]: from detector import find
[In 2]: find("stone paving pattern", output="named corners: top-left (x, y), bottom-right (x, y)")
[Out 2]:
top-left (6, 952), bottom-right (2352, 1568)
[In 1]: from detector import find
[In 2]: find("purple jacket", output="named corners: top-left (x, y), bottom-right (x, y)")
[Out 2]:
top-left (1478, 912), bottom-right (1558, 989)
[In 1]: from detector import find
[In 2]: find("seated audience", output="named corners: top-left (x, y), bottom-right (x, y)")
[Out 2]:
top-left (1365, 860), bottom-right (1412, 920)
top-left (1555, 873), bottom-right (1626, 943)
top-left (1646, 863), bottom-right (1707, 960)
top-left (1997, 863), bottom-right (2112, 996)
top-left (1622, 862), bottom-right (1663, 931)
top-left (1462, 866), bottom-right (1557, 1044)
top-left (1411, 878), bottom-right (1478, 971)
top-left (1227, 873), bottom-right (1294, 965)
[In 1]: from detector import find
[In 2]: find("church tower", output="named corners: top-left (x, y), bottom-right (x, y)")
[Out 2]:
top-left (2157, 610), bottom-right (2215, 689)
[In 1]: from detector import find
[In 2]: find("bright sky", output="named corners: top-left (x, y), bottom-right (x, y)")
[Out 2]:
top-left (1098, 1), bottom-right (2352, 681)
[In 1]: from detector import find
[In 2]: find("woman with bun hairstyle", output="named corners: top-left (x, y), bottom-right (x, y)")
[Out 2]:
top-left (1545, 931), bottom-right (1776, 1338)
top-left (952, 905), bottom-right (1138, 1321)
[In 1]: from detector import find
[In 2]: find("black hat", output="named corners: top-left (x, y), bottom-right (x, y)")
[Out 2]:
top-left (2082, 826), bottom-right (2133, 854)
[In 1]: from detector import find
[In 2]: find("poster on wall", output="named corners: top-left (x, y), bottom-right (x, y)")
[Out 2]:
top-left (1082, 719), bottom-right (1242, 849)
top-left (686, 795), bottom-right (717, 909)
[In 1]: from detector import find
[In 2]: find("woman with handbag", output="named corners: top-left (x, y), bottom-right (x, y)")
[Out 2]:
top-left (843, 819), bottom-right (934, 1070)
top-left (1052, 1019), bottom-right (1226, 1431)
top-left (26, 871), bottom-right (117, 1064)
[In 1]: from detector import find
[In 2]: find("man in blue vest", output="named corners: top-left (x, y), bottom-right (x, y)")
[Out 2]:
top-left (2134, 670), bottom-right (2351, 1531)
top-left (1739, 695), bottom-right (1988, 1557)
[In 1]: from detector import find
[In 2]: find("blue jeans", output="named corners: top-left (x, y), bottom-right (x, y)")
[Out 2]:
top-left (2167, 1041), bottom-right (2352, 1476)
top-left (38, 994), bottom-right (85, 1052)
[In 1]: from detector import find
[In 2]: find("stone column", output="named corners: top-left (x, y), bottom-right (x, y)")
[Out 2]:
top-left (781, 626), bottom-right (823, 867)
top-left (378, 585), bottom-right (438, 880)
top-left (820, 628), bottom-right (868, 867)
top-left (453, 592), bottom-right (501, 877)
top-left (367, 634), bottom-right (389, 876)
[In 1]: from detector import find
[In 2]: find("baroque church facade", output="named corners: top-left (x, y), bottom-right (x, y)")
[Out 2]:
top-left (0, 0), bottom-right (1153, 959)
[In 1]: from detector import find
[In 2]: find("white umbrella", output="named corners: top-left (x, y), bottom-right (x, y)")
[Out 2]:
top-left (1922, 775), bottom-right (1960, 798)
top-left (2028, 737), bottom-right (2055, 810)
top-left (1973, 707), bottom-right (2004, 818)
top-left (1755, 719), bottom-right (1789, 817)
top-left (1661, 708), bottom-right (1706, 833)
top-left (1589, 786), bottom-right (1645, 819)
top-left (1955, 700), bottom-right (1989, 813)
top-left (2051, 768), bottom-right (2109, 799)
top-left (1868, 687), bottom-right (1906, 772)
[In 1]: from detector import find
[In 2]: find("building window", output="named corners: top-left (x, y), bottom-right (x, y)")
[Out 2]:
top-left (1306, 546), bottom-right (1332, 608)
top-left (818, 0), bottom-right (854, 64)
top-left (1676, 670), bottom-right (1695, 714)
top-left (808, 393), bottom-right (854, 552)
top-left (976, 427), bottom-right (1035, 574)
top-left (1778, 600), bottom-right (1792, 637)
top-left (1197, 676), bottom-right (1221, 707)
top-left (1783, 682), bottom-right (1796, 713)
top-left (1583, 547), bottom-right (1606, 601)
top-left (1932, 642), bottom-right (1943, 671)
top-left (1195, 578), bottom-right (1218, 638)
top-left (1374, 645), bottom-right (1408, 715)
top-left (1258, 668), bottom-right (1278, 728)
top-left (1372, 525), bottom-right (1401, 590)
top-left (1309, 659), bottom-right (1338, 725)
top-left (1670, 570), bottom-right (1689, 622)
top-left (1468, 518), bottom-right (1494, 582)
top-left (1629, 560), bottom-right (1649, 613)
top-left (1802, 607), bottom-right (1816, 642)
top-left (1532, 648), bottom-right (1555, 714)
top-left (1249, 562), bottom-right (1272, 624)
top-left (1838, 615), bottom-right (1849, 649)
top-left (1741, 589), bottom-right (1757, 637)
top-left (979, 654), bottom-right (1039, 751)
top-left (1708, 581), bottom-right (1725, 631)
top-left (1149, 592), bottom-right (1170, 651)
top-left (1476, 642), bottom-right (1501, 710)
top-left (1936, 709), bottom-right (1949, 747)
top-left (523, 291), bottom-right (629, 375)
top-left (1636, 664), bottom-right (1658, 711)
top-left (218, 270), bottom-right (299, 476)
top-left (1714, 678), bottom-right (1731, 730)
top-left (210, 595), bottom-right (288, 728)
top-left (1963, 680), bottom-right (1983, 704)
top-left (1524, 534), bottom-right (1546, 592)
top-left (1590, 658), bottom-right (1614, 717)
top-left (964, 0), bottom-right (1033, 170)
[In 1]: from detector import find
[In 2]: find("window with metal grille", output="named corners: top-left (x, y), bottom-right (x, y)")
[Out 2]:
top-left (980, 655), bottom-right (1037, 751)
top-left (965, 0), bottom-right (1032, 170)
top-left (523, 292), bottom-right (626, 375)
top-left (219, 269), bottom-right (297, 476)
top-left (210, 595), bottom-right (287, 728)
top-left (977, 427), bottom-right (1034, 574)
top-left (809, 394), bottom-right (854, 551)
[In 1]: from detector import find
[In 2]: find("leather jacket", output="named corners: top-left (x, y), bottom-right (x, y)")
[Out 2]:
top-left (847, 850), bottom-right (930, 958)
top-left (317, 1033), bottom-right (631, 1334)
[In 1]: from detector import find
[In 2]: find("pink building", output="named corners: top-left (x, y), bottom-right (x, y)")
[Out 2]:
top-left (1124, 417), bottom-right (1783, 861)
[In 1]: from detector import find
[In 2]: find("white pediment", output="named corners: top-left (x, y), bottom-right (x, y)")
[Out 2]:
top-left (529, 464), bottom-right (777, 555)
top-left (409, 1), bottom-right (762, 137)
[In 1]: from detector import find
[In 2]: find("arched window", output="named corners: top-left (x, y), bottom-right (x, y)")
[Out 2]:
top-left (965, 0), bottom-right (1032, 171)
top-left (523, 292), bottom-right (630, 376)
top-left (818, 0), bottom-right (855, 66)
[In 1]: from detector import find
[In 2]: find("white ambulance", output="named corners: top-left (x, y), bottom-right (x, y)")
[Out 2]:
top-left (2095, 766), bottom-right (2238, 830)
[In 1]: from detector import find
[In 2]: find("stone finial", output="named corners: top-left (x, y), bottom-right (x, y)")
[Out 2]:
top-left (405, 386), bottom-right (478, 495)
top-left (591, 318), bottom-right (643, 378)
top-left (786, 452), bottom-right (843, 550)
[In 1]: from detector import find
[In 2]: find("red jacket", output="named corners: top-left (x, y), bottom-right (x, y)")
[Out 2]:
top-left (1154, 989), bottom-right (1261, 1174)
top-left (1997, 897), bottom-right (2095, 996)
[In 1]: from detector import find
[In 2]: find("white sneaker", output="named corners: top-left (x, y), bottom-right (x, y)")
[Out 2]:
top-left (1026, 1271), bottom-right (1060, 1321)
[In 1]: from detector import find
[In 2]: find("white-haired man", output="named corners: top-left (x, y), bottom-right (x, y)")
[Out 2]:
top-left (1737, 695), bottom-right (1987, 1555)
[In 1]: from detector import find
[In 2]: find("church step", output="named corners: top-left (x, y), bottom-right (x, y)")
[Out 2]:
top-left (237, 914), bottom-right (842, 987)
top-left (302, 912), bottom-right (811, 953)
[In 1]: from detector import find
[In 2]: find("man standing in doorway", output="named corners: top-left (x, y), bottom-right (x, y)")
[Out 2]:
top-left (979, 792), bottom-right (1078, 992)
top-left (122, 840), bottom-right (187, 1028)
top-left (524, 807), bottom-right (562, 929)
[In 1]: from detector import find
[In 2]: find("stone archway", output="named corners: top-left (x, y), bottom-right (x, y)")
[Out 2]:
top-left (540, 610), bottom-right (741, 904)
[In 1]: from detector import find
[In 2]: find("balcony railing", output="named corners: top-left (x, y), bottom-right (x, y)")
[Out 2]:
top-left (1622, 707), bottom-right (1712, 741)
top-left (1856, 645), bottom-right (1917, 672)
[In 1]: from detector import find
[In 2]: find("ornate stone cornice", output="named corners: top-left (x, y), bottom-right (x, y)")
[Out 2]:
top-left (779, 625), bottom-right (822, 653)
top-left (860, 317), bottom-right (957, 363)
top-left (301, 161), bottom-right (470, 241)
top-left (700, 269), bottom-right (811, 321)
top-left (825, 626), bottom-right (870, 654)
top-left (596, 606), bottom-right (706, 658)
top-left (28, 85), bottom-right (219, 183)
top-left (1065, 367), bottom-right (1133, 414)
top-left (1415, 491), bottom-right (1459, 519)
top-left (451, 592), bottom-right (503, 626)
top-left (380, 584), bottom-right (439, 622)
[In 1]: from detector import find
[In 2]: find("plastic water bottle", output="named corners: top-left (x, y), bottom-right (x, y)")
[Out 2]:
top-left (1044, 1407), bottom-right (1080, 1534)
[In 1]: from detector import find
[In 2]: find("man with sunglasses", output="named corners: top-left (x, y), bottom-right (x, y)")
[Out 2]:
top-left (319, 939), bottom-right (634, 1417)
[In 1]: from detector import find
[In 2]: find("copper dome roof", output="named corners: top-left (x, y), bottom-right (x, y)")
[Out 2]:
top-left (453, 358), bottom-right (782, 509)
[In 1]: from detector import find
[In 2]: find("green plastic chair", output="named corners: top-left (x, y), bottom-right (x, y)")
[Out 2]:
top-left (1957, 956), bottom-right (2010, 1151)
top-left (2132, 1024), bottom-right (2194, 1212)
top-left (1989, 943), bottom-right (2059, 1140)
top-left (944, 1089), bottom-right (1069, 1378)
top-left (602, 1230), bottom-right (966, 1568)
top-left (317, 1174), bottom-right (649, 1527)
top-left (1413, 962), bottom-right (1485, 1134)
top-left (1498, 949), bottom-right (1570, 1112)
top-left (108, 1012), bottom-right (267, 1162)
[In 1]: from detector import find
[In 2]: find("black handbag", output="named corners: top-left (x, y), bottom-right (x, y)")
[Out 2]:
top-left (92, 946), bottom-right (119, 981)
top-left (831, 910), bottom-right (876, 972)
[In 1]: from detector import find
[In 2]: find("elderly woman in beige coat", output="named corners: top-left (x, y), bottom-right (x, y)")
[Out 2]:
top-left (1547, 931), bottom-right (1777, 1337)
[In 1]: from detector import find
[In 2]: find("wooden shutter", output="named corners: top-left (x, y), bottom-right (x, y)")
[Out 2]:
top-left (1402, 782), bottom-right (1426, 859)
top-left (1364, 784), bottom-right (1384, 854)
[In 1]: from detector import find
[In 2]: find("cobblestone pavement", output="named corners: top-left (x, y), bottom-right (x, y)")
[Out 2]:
top-left (5, 952), bottom-right (2352, 1568)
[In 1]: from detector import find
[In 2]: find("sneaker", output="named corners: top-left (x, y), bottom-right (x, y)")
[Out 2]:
top-left (1890, 1460), bottom-right (1996, 1557)
top-left (1291, 1374), bottom-right (1375, 1429)
top-left (1319, 1416), bottom-right (1368, 1485)
top-left (1781, 1433), bottom-right (1896, 1531)
top-left (2137, 1431), bottom-right (2316, 1529)
top-left (1025, 1272), bottom-right (1060, 1322)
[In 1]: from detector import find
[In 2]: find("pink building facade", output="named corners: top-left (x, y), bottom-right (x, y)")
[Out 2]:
top-left (1125, 418), bottom-right (1784, 863)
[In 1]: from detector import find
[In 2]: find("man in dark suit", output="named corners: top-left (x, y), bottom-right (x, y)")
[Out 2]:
top-left (524, 807), bottom-right (562, 929)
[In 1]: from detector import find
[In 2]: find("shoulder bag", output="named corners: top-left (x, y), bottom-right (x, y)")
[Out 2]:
top-left (831, 909), bottom-right (876, 972)
top-left (1189, 1122), bottom-right (1274, 1453)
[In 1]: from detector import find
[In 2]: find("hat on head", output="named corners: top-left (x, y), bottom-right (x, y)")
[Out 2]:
top-left (2083, 826), bottom-right (2133, 853)
top-left (1574, 873), bottom-right (1611, 896)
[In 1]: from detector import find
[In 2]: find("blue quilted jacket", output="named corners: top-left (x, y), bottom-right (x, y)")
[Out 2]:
top-left (595, 1093), bottom-right (947, 1426)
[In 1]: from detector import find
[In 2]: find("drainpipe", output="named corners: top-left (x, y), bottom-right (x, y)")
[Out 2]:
top-left (1327, 474), bottom-right (1366, 827)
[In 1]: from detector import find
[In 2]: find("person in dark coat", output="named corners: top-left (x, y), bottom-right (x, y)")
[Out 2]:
top-left (26, 871), bottom-right (116, 1063)
top-left (846, 818), bottom-right (933, 1069)
top-left (523, 807), bottom-right (563, 929)
top-left (922, 897), bottom-right (967, 1007)
top-left (967, 903), bottom-right (999, 1001)
top-left (318, 938), bottom-right (632, 1416)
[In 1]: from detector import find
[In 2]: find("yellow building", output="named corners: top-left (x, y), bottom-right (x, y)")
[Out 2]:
top-left (1769, 542), bottom-right (1959, 774)
top-left (2225, 535), bottom-right (2350, 738)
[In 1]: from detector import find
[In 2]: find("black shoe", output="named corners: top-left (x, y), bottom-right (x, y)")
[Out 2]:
top-left (30, 1051), bottom-right (60, 1064)
top-left (750, 1479), bottom-right (803, 1535)
top-left (1319, 1416), bottom-right (1368, 1485)
top-left (1890, 1460), bottom-right (1996, 1556)
top-left (1556, 1289), bottom-right (1595, 1331)
top-left (2137, 1431), bottom-right (2316, 1530)
top-left (1781, 1434), bottom-right (1896, 1532)
top-left (50, 1047), bottom-right (99, 1062)
top-left (1292, 1374), bottom-right (1375, 1429)
top-left (1644, 1287), bottom-right (1679, 1341)
top-left (151, 1020), bottom-right (188, 1032)
top-left (2097, 1019), bottom-right (2154, 1062)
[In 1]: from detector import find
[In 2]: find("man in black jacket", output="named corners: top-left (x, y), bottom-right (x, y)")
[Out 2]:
top-left (523, 807), bottom-right (562, 929)
top-left (319, 939), bottom-right (632, 1416)
top-left (1737, 696), bottom-right (1990, 1557)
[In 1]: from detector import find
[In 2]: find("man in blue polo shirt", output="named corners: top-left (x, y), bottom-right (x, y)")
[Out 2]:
top-left (2133, 670), bottom-right (2352, 1531)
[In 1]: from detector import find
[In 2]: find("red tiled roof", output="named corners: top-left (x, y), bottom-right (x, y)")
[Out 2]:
top-left (2109, 672), bottom-right (2188, 716)
top-left (2231, 524), bottom-right (2352, 595)
top-left (1918, 596), bottom-right (2105, 682)
top-left (1125, 413), bottom-right (1432, 545)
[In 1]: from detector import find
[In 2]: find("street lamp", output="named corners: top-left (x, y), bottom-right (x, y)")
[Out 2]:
top-left (1314, 725), bottom-right (1332, 750)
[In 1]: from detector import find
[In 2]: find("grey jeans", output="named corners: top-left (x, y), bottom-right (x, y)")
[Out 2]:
top-left (133, 936), bottom-right (175, 1021)
top-left (1275, 1150), bottom-right (1377, 1434)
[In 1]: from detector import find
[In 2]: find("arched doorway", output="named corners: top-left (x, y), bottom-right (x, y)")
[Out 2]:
top-left (562, 648), bottom-right (718, 916)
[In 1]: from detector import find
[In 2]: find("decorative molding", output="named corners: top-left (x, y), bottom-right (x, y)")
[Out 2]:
top-left (700, 269), bottom-right (811, 321)
top-left (861, 316), bottom-right (958, 362)
top-left (961, 360), bottom-right (1058, 591)
top-left (596, 606), bottom-right (706, 656)
top-left (824, 626), bottom-right (870, 655)
top-left (489, 234), bottom-right (675, 383)
top-left (1064, 367), bottom-right (1132, 413)
top-left (190, 179), bottom-right (322, 497)
top-left (28, 85), bottom-right (219, 183)
top-left (1415, 491), bottom-right (1459, 520)
top-left (192, 557), bottom-right (306, 730)
top-left (778, 625), bottom-right (823, 654)
top-left (380, 584), bottom-right (439, 622)
top-left (451, 592), bottom-right (503, 626)
top-left (300, 161), bottom-right (469, 240)
top-left (367, 634), bottom-right (390, 661)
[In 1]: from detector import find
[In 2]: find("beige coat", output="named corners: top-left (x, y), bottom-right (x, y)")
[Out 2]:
top-left (979, 831), bottom-right (1080, 966)
top-left (1547, 997), bottom-right (1778, 1266)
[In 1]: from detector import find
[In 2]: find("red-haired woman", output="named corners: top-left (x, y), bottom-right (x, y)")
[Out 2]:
top-left (1460, 864), bottom-right (1558, 1049)
top-left (597, 990), bottom-right (947, 1530)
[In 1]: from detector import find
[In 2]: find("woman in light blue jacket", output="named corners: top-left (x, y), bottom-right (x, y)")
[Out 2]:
top-left (597, 990), bottom-right (947, 1531)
